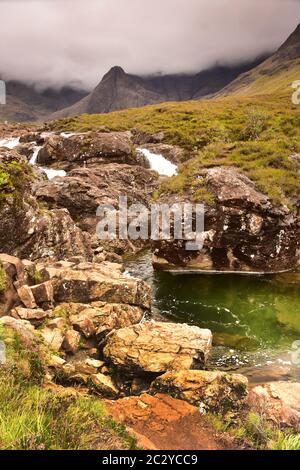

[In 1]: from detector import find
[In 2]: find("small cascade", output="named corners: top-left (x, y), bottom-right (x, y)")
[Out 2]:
top-left (138, 148), bottom-right (177, 177)
top-left (29, 144), bottom-right (66, 180)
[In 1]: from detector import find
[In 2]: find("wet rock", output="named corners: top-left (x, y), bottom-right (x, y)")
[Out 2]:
top-left (151, 370), bottom-right (248, 413)
top-left (248, 381), bottom-right (300, 431)
top-left (103, 321), bottom-right (212, 375)
top-left (36, 132), bottom-right (136, 170)
top-left (153, 167), bottom-right (299, 273)
top-left (90, 373), bottom-right (119, 398)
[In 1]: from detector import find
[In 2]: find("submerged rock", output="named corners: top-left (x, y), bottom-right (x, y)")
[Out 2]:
top-left (103, 321), bottom-right (212, 375)
top-left (151, 370), bottom-right (248, 413)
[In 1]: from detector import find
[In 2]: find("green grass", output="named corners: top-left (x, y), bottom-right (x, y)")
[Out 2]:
top-left (0, 326), bottom-right (136, 450)
top-left (51, 93), bottom-right (300, 208)
top-left (206, 410), bottom-right (300, 450)
top-left (0, 160), bottom-right (33, 209)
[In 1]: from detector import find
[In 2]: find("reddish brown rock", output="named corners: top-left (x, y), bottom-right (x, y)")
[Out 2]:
top-left (62, 329), bottom-right (81, 354)
top-left (248, 382), bottom-right (300, 431)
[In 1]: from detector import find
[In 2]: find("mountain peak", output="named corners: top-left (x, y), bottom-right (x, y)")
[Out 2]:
top-left (104, 66), bottom-right (126, 80)
top-left (277, 23), bottom-right (300, 58)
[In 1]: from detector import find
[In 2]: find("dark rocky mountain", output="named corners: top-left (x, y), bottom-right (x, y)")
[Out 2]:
top-left (50, 58), bottom-right (267, 119)
top-left (216, 22), bottom-right (300, 97)
top-left (0, 80), bottom-right (88, 122)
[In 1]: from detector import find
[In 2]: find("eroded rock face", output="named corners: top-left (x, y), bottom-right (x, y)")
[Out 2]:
top-left (248, 382), bottom-right (300, 431)
top-left (153, 167), bottom-right (299, 273)
top-left (36, 132), bottom-right (138, 170)
top-left (0, 149), bottom-right (93, 262)
top-left (103, 321), bottom-right (212, 375)
top-left (34, 163), bottom-right (158, 232)
top-left (151, 370), bottom-right (248, 413)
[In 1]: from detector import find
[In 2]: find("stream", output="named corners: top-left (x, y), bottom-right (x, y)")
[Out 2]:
top-left (125, 251), bottom-right (300, 384)
top-left (2, 133), bottom-right (300, 385)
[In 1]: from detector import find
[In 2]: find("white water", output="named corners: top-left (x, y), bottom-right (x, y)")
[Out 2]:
top-left (0, 137), bottom-right (20, 149)
top-left (29, 145), bottom-right (66, 180)
top-left (60, 132), bottom-right (77, 138)
top-left (138, 148), bottom-right (177, 177)
top-left (41, 167), bottom-right (66, 180)
top-left (29, 145), bottom-right (42, 165)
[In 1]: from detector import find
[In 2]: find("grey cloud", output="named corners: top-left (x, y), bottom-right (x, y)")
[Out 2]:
top-left (0, 0), bottom-right (299, 90)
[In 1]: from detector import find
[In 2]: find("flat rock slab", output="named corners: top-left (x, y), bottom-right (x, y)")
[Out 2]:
top-left (106, 393), bottom-right (229, 450)
top-left (103, 321), bottom-right (212, 375)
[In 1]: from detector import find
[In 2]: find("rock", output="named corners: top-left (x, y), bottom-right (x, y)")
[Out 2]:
top-left (34, 163), bottom-right (158, 233)
top-left (106, 393), bottom-right (226, 450)
top-left (36, 132), bottom-right (136, 170)
top-left (48, 317), bottom-right (66, 329)
top-left (48, 354), bottom-right (66, 368)
top-left (151, 370), bottom-right (248, 413)
top-left (0, 152), bottom-right (93, 262)
top-left (103, 322), bottom-right (212, 375)
top-left (141, 144), bottom-right (187, 164)
top-left (68, 301), bottom-right (145, 339)
top-left (13, 307), bottom-right (49, 324)
top-left (40, 327), bottom-right (64, 352)
top-left (62, 329), bottom-right (81, 354)
top-left (30, 281), bottom-right (54, 305)
top-left (0, 316), bottom-right (35, 347)
top-left (75, 360), bottom-right (99, 375)
top-left (153, 167), bottom-right (299, 273)
top-left (90, 373), bottom-right (119, 398)
top-left (16, 285), bottom-right (37, 309)
top-left (248, 382), bottom-right (300, 431)
top-left (46, 262), bottom-right (151, 310)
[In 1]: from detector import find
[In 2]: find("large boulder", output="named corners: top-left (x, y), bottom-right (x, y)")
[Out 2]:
top-left (153, 167), bottom-right (299, 273)
top-left (151, 370), bottom-right (248, 413)
top-left (34, 163), bottom-right (158, 232)
top-left (0, 149), bottom-right (93, 262)
top-left (36, 132), bottom-right (139, 170)
top-left (103, 321), bottom-right (212, 375)
top-left (248, 382), bottom-right (300, 431)
top-left (39, 261), bottom-right (151, 309)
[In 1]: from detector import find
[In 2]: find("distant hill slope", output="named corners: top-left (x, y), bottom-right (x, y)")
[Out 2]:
top-left (50, 59), bottom-right (266, 120)
top-left (0, 81), bottom-right (88, 122)
top-left (216, 23), bottom-right (300, 98)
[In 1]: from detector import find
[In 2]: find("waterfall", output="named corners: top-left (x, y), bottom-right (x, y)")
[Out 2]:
top-left (137, 148), bottom-right (177, 177)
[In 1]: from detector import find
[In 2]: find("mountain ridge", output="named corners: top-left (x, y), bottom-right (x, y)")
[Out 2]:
top-left (49, 58), bottom-right (267, 120)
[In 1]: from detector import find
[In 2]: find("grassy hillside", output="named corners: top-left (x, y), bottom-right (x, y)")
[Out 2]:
top-left (215, 59), bottom-right (300, 98)
top-left (51, 93), bottom-right (300, 208)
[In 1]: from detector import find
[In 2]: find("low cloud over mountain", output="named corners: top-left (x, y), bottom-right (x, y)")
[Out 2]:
top-left (0, 0), bottom-right (299, 89)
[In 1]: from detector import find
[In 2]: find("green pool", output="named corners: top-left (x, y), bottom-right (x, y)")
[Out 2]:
top-left (125, 252), bottom-right (300, 383)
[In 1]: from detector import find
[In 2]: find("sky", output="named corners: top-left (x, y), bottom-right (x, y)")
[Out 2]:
top-left (0, 0), bottom-right (299, 90)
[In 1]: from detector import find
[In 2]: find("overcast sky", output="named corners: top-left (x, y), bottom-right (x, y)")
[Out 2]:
top-left (0, 0), bottom-right (299, 90)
